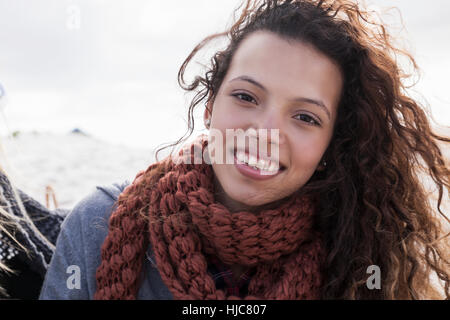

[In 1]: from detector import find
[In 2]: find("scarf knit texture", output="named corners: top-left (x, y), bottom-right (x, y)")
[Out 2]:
top-left (95, 134), bottom-right (326, 300)
top-left (0, 171), bottom-right (66, 277)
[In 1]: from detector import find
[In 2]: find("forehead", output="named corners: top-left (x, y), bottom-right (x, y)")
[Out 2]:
top-left (224, 31), bottom-right (343, 111)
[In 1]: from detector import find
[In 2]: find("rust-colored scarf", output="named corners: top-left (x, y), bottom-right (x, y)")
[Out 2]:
top-left (95, 134), bottom-right (326, 299)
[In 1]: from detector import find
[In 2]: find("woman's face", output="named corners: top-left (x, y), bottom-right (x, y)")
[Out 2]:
top-left (205, 30), bottom-right (343, 212)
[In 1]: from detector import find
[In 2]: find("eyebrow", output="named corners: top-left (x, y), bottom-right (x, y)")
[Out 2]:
top-left (230, 75), bottom-right (331, 120)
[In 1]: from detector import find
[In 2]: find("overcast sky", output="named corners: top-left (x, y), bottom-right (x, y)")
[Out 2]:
top-left (0, 0), bottom-right (449, 149)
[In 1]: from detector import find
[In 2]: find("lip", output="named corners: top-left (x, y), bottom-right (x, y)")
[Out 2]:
top-left (233, 153), bottom-right (285, 181)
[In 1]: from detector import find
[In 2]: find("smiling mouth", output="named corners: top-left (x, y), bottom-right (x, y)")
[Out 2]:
top-left (232, 152), bottom-right (286, 181)
top-left (232, 147), bottom-right (287, 172)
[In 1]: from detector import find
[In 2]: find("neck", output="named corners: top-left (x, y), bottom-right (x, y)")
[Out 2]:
top-left (212, 174), bottom-right (292, 214)
top-left (213, 177), bottom-right (249, 213)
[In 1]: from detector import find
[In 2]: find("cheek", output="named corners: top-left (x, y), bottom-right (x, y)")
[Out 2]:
top-left (212, 94), bottom-right (253, 127)
top-left (290, 138), bottom-right (326, 170)
top-left (214, 107), bottom-right (245, 130)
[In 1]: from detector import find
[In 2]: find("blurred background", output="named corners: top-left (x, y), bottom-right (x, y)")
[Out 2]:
top-left (0, 0), bottom-right (449, 208)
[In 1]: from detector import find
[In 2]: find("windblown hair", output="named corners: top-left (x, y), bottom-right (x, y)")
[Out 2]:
top-left (150, 0), bottom-right (449, 299)
top-left (0, 164), bottom-right (30, 296)
top-left (0, 149), bottom-right (56, 297)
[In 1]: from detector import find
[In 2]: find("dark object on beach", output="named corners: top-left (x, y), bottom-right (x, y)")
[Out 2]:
top-left (70, 128), bottom-right (88, 136)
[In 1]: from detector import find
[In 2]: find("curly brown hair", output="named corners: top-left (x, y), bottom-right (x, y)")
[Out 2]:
top-left (152, 0), bottom-right (450, 299)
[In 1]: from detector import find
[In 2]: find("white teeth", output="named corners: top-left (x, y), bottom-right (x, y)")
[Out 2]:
top-left (236, 151), bottom-right (246, 163)
top-left (261, 161), bottom-right (278, 173)
top-left (248, 155), bottom-right (258, 166)
top-left (258, 158), bottom-right (268, 170)
top-left (235, 150), bottom-right (282, 172)
top-left (267, 161), bottom-right (279, 172)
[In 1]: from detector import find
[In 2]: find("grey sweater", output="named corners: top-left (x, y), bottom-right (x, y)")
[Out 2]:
top-left (39, 182), bottom-right (173, 300)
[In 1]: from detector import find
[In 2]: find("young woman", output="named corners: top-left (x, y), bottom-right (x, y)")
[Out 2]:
top-left (40, 0), bottom-right (449, 299)
top-left (0, 162), bottom-right (67, 299)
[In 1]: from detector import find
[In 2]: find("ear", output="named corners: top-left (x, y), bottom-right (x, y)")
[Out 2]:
top-left (316, 158), bottom-right (328, 172)
top-left (203, 106), bottom-right (210, 123)
top-left (204, 98), bottom-right (213, 122)
top-left (316, 164), bottom-right (325, 172)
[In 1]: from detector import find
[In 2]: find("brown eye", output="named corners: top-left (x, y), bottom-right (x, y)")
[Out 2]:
top-left (232, 93), bottom-right (256, 103)
top-left (294, 114), bottom-right (321, 127)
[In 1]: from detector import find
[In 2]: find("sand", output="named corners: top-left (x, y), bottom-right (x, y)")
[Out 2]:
top-left (1, 131), bottom-right (156, 209)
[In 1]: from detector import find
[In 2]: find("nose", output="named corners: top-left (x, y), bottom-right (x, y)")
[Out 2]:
top-left (253, 107), bottom-right (286, 146)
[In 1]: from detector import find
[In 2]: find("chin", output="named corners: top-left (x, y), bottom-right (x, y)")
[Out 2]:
top-left (228, 191), bottom-right (276, 208)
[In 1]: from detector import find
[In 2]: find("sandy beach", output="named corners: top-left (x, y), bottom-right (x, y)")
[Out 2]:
top-left (1, 131), bottom-right (157, 209)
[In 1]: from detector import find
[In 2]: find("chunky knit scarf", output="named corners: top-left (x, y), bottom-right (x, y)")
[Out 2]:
top-left (0, 171), bottom-right (66, 277)
top-left (95, 134), bottom-right (326, 300)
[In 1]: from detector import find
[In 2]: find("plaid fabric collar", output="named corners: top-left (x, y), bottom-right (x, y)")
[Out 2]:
top-left (206, 254), bottom-right (257, 298)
